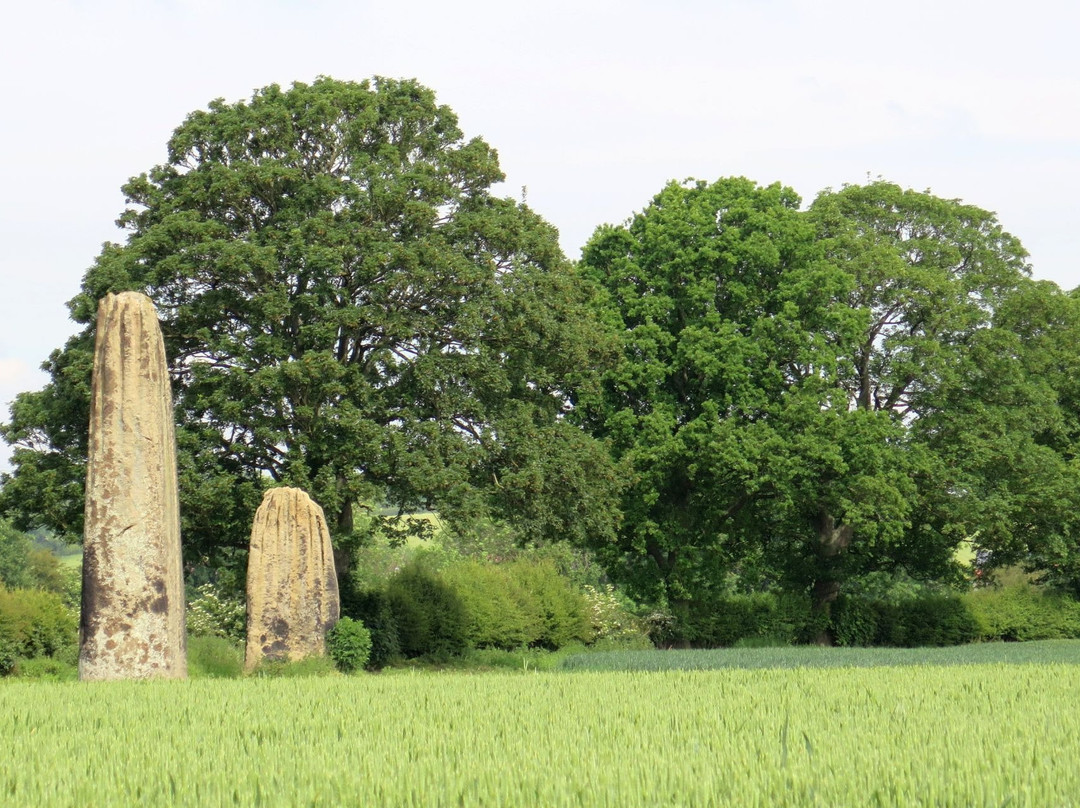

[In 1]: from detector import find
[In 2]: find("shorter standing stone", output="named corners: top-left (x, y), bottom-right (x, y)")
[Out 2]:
top-left (245, 487), bottom-right (340, 671)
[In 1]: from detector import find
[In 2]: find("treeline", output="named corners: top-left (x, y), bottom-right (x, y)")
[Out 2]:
top-left (3, 76), bottom-right (1080, 649)
top-left (6, 517), bottom-right (1080, 678)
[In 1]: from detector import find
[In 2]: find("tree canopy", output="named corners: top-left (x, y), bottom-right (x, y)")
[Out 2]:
top-left (577, 177), bottom-right (1080, 631)
top-left (577, 177), bottom-right (870, 611)
top-left (0, 519), bottom-right (33, 590)
top-left (0, 77), bottom-right (621, 562)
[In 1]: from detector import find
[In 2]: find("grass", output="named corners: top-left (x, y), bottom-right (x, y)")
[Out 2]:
top-left (3, 663), bottom-right (1080, 805)
top-left (561, 639), bottom-right (1080, 671)
top-left (249, 655), bottom-right (340, 678)
top-left (9, 657), bottom-right (77, 681)
top-left (186, 636), bottom-right (244, 679)
top-left (57, 553), bottom-right (82, 568)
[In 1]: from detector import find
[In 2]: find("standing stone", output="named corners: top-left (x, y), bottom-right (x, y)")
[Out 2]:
top-left (245, 487), bottom-right (340, 671)
top-left (80, 292), bottom-right (186, 680)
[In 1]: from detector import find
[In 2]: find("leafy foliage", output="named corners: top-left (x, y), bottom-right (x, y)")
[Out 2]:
top-left (578, 176), bottom-right (1073, 637)
top-left (830, 596), bottom-right (880, 647)
top-left (580, 584), bottom-right (650, 647)
top-left (503, 560), bottom-right (593, 649)
top-left (7, 81), bottom-right (1080, 636)
top-left (0, 519), bottom-right (32, 589)
top-left (325, 617), bottom-right (373, 672)
top-left (913, 281), bottom-right (1080, 591)
top-left (578, 177), bottom-right (853, 609)
top-left (440, 560), bottom-right (538, 649)
top-left (0, 76), bottom-right (621, 564)
top-left (9, 657), bottom-right (78, 681)
top-left (963, 581), bottom-right (1080, 641)
top-left (0, 635), bottom-right (14, 676)
top-left (186, 582), bottom-right (246, 642)
top-left (339, 585), bottom-right (401, 668)
top-left (385, 561), bottom-right (469, 658)
top-left (0, 586), bottom-right (78, 662)
top-left (676, 592), bottom-right (820, 648)
top-left (832, 595), bottom-right (978, 647)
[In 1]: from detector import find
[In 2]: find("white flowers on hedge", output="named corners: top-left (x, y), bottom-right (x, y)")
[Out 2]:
top-left (186, 583), bottom-right (246, 642)
top-left (581, 584), bottom-right (647, 644)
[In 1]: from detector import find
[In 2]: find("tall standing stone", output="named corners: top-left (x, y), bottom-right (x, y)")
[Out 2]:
top-left (80, 291), bottom-right (187, 680)
top-left (245, 487), bottom-right (340, 671)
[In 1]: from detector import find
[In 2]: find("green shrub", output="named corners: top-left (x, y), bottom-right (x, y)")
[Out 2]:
top-left (505, 560), bottom-right (592, 649)
top-left (457, 647), bottom-right (541, 671)
top-left (345, 519), bottom-right (460, 592)
top-left (441, 561), bottom-right (538, 649)
top-left (0, 587), bottom-right (78, 660)
top-left (673, 592), bottom-right (814, 648)
top-left (0, 635), bottom-right (16, 676)
top-left (765, 594), bottom-right (817, 645)
top-left (581, 584), bottom-right (652, 647)
top-left (186, 581), bottom-right (247, 643)
top-left (58, 564), bottom-right (82, 610)
top-left (12, 657), bottom-right (77, 681)
top-left (187, 635), bottom-right (244, 678)
top-left (341, 585), bottom-right (401, 668)
top-left (26, 549), bottom-right (67, 594)
top-left (963, 583), bottom-right (1080, 641)
top-left (326, 617), bottom-right (372, 672)
top-left (882, 596), bottom-right (978, 647)
top-left (832, 596), bottom-right (880, 647)
top-left (684, 596), bottom-right (758, 646)
top-left (834, 595), bottom-right (977, 647)
top-left (386, 562), bottom-right (468, 658)
top-left (843, 569), bottom-right (953, 603)
top-left (53, 641), bottom-right (79, 668)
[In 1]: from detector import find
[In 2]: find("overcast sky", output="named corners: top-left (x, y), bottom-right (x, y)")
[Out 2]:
top-left (2, 0), bottom-right (1078, 470)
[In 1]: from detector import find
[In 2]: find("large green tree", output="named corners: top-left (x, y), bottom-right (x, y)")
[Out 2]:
top-left (580, 177), bottom-right (1055, 637)
top-left (0, 77), bottom-right (620, 564)
top-left (578, 177), bottom-right (887, 624)
top-left (806, 183), bottom-right (1078, 591)
top-left (907, 278), bottom-right (1080, 595)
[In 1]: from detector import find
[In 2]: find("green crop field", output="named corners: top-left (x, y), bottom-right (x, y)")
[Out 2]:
top-left (560, 638), bottom-right (1080, 672)
top-left (3, 657), bottom-right (1080, 806)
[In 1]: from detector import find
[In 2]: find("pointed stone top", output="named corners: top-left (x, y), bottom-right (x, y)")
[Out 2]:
top-left (245, 485), bottom-right (340, 671)
top-left (264, 486), bottom-right (316, 502)
top-left (100, 290), bottom-right (159, 312)
top-left (258, 487), bottom-right (330, 519)
top-left (109, 290), bottom-right (154, 301)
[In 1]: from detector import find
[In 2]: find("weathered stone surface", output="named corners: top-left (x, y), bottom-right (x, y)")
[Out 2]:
top-left (245, 487), bottom-right (340, 670)
top-left (80, 292), bottom-right (186, 680)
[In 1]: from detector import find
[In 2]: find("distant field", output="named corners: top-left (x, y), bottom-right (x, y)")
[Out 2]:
top-left (4, 659), bottom-right (1080, 806)
top-left (561, 639), bottom-right (1080, 672)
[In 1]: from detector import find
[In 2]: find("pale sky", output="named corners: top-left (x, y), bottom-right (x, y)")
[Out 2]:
top-left (2, 0), bottom-right (1078, 469)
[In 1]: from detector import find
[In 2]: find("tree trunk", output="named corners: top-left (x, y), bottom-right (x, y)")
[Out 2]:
top-left (810, 509), bottom-right (853, 645)
top-left (333, 498), bottom-right (354, 579)
top-left (668, 597), bottom-right (693, 649)
top-left (646, 542), bottom-right (691, 646)
top-left (857, 346), bottom-right (873, 411)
